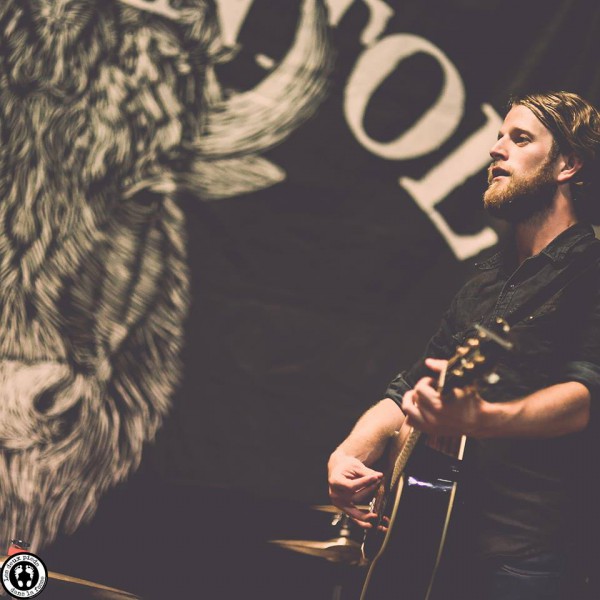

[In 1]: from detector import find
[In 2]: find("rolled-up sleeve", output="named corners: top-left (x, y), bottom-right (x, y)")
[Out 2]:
top-left (384, 372), bottom-right (413, 409)
top-left (562, 360), bottom-right (600, 402)
top-left (384, 296), bottom-right (460, 411)
top-left (558, 263), bottom-right (600, 421)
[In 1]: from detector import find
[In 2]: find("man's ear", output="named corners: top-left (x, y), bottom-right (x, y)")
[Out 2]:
top-left (557, 153), bottom-right (583, 183)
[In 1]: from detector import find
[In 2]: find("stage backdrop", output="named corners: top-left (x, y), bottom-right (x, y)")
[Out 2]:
top-left (150, 0), bottom-right (600, 503)
top-left (0, 0), bottom-right (599, 596)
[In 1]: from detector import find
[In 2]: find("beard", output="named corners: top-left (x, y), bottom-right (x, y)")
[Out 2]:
top-left (483, 155), bottom-right (558, 224)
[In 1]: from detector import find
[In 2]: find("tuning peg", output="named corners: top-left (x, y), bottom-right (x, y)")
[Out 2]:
top-left (485, 372), bottom-right (500, 385)
top-left (467, 338), bottom-right (480, 348)
top-left (461, 359), bottom-right (475, 370)
top-left (495, 317), bottom-right (510, 333)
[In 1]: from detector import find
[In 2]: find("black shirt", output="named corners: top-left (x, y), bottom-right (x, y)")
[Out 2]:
top-left (384, 222), bottom-right (600, 557)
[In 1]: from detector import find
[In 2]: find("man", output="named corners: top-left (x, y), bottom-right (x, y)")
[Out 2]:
top-left (328, 91), bottom-right (600, 599)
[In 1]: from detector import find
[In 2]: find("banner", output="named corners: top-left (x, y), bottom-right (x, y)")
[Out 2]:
top-left (152, 0), bottom-right (600, 502)
top-left (1, 1), bottom-right (599, 596)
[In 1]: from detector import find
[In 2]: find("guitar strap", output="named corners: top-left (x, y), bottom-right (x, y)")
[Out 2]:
top-left (501, 241), bottom-right (600, 328)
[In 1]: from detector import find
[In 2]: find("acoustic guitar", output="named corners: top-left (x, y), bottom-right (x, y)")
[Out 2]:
top-left (359, 320), bottom-right (513, 600)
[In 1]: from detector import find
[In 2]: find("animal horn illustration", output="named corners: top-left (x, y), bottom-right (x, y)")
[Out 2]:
top-left (195, 0), bottom-right (332, 158)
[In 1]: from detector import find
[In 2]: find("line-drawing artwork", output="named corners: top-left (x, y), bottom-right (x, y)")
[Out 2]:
top-left (0, 0), bottom-right (330, 549)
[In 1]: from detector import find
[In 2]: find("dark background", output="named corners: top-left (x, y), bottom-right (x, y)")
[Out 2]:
top-left (41, 1), bottom-right (600, 598)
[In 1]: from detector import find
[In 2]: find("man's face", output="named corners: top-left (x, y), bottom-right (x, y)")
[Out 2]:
top-left (484, 104), bottom-right (561, 222)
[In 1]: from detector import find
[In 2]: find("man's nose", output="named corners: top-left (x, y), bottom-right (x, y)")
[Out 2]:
top-left (489, 138), bottom-right (507, 161)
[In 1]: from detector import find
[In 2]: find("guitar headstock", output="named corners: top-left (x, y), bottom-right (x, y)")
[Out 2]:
top-left (438, 318), bottom-right (513, 394)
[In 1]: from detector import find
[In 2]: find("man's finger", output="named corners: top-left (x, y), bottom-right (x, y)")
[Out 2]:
top-left (402, 391), bottom-right (422, 419)
top-left (424, 358), bottom-right (447, 372)
top-left (329, 495), bottom-right (378, 527)
top-left (353, 478), bottom-right (383, 501)
top-left (347, 508), bottom-right (378, 528)
top-left (345, 472), bottom-right (382, 492)
top-left (414, 377), bottom-right (440, 400)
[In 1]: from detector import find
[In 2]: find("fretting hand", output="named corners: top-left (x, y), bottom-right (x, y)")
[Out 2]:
top-left (401, 358), bottom-right (489, 436)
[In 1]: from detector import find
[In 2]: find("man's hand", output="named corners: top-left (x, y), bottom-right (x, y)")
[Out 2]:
top-left (401, 357), bottom-right (488, 436)
top-left (328, 452), bottom-right (382, 528)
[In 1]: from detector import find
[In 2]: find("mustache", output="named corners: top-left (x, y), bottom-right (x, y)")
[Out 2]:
top-left (487, 163), bottom-right (511, 184)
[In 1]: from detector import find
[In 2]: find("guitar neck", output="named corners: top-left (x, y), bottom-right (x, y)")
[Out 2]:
top-left (424, 363), bottom-right (465, 456)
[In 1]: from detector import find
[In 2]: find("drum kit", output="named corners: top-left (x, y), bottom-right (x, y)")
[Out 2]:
top-left (269, 506), bottom-right (368, 600)
top-left (269, 505), bottom-right (366, 566)
top-left (0, 506), bottom-right (362, 599)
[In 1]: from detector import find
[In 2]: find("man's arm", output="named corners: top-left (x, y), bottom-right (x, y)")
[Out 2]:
top-left (480, 381), bottom-right (590, 437)
top-left (328, 398), bottom-right (405, 526)
top-left (402, 358), bottom-right (591, 438)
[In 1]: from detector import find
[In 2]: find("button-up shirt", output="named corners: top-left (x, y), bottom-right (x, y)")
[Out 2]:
top-left (384, 222), bottom-right (600, 557)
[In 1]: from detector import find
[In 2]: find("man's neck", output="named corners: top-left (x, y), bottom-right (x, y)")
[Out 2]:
top-left (513, 195), bottom-right (578, 264)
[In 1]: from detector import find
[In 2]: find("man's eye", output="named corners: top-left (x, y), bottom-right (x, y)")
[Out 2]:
top-left (516, 136), bottom-right (530, 144)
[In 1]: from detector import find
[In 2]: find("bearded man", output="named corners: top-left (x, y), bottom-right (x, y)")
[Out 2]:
top-left (328, 91), bottom-right (600, 599)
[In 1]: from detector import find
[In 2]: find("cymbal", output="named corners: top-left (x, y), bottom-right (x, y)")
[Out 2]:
top-left (0, 555), bottom-right (139, 599)
top-left (269, 537), bottom-right (364, 565)
top-left (310, 505), bottom-right (369, 514)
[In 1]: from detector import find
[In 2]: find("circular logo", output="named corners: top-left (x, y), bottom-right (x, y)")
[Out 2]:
top-left (1, 553), bottom-right (48, 598)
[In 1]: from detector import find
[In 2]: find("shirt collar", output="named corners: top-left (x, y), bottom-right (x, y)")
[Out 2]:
top-left (476, 222), bottom-right (596, 271)
top-left (539, 222), bottom-right (595, 263)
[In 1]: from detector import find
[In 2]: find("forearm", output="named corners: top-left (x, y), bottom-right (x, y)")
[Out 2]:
top-left (330, 398), bottom-right (405, 465)
top-left (472, 381), bottom-right (591, 439)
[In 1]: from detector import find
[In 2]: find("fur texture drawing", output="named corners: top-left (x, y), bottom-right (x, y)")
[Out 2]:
top-left (0, 0), bottom-right (330, 549)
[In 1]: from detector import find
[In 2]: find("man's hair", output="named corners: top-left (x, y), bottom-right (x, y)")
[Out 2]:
top-left (510, 91), bottom-right (600, 221)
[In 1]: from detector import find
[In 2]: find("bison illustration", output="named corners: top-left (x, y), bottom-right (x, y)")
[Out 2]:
top-left (0, 0), bottom-right (330, 549)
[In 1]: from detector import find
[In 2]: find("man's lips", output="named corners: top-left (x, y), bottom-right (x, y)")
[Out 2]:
top-left (488, 165), bottom-right (510, 183)
top-left (491, 166), bottom-right (510, 178)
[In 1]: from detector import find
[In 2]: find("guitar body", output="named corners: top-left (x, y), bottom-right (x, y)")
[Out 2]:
top-left (360, 425), bottom-right (465, 600)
